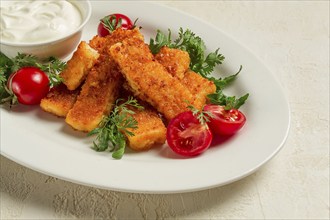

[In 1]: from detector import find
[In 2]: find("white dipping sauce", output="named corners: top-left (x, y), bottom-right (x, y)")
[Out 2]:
top-left (0, 0), bottom-right (82, 44)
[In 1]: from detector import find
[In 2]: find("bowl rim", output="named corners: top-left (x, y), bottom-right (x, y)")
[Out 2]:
top-left (0, 0), bottom-right (92, 47)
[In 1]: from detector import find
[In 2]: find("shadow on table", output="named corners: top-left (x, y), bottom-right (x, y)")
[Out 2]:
top-left (0, 155), bottom-right (269, 219)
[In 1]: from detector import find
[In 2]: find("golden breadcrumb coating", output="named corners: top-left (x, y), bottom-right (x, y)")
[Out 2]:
top-left (60, 41), bottom-right (99, 90)
top-left (40, 84), bottom-right (80, 117)
top-left (40, 28), bottom-right (213, 152)
top-left (125, 104), bottom-right (166, 151)
top-left (65, 59), bottom-right (122, 132)
top-left (65, 29), bottom-right (144, 132)
top-left (181, 70), bottom-right (216, 107)
top-left (89, 28), bottom-right (144, 55)
top-left (154, 46), bottom-right (190, 79)
top-left (155, 46), bottom-right (216, 106)
top-left (109, 38), bottom-right (196, 120)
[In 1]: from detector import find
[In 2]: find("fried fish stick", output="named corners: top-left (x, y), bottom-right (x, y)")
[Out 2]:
top-left (88, 35), bottom-right (107, 53)
top-left (60, 41), bottom-right (99, 90)
top-left (155, 47), bottom-right (216, 106)
top-left (65, 29), bottom-right (145, 132)
top-left (40, 84), bottom-right (80, 117)
top-left (109, 38), bottom-right (196, 120)
top-left (125, 105), bottom-right (166, 151)
top-left (182, 70), bottom-right (216, 107)
top-left (154, 46), bottom-right (190, 79)
top-left (89, 28), bottom-right (144, 55)
top-left (65, 59), bottom-right (122, 132)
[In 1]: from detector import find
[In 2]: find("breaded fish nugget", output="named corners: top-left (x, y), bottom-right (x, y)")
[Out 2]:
top-left (109, 38), bottom-right (196, 120)
top-left (60, 41), bottom-right (99, 90)
top-left (40, 84), bottom-right (80, 117)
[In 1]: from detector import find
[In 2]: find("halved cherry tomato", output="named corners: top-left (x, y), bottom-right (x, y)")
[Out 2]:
top-left (97, 13), bottom-right (134, 37)
top-left (7, 67), bottom-right (50, 105)
top-left (204, 104), bottom-right (246, 136)
top-left (166, 111), bottom-right (213, 157)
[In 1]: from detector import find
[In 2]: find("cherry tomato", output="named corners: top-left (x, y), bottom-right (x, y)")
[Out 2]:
top-left (98, 13), bottom-right (134, 37)
top-left (204, 104), bottom-right (246, 136)
top-left (166, 111), bottom-right (213, 157)
top-left (7, 67), bottom-right (50, 105)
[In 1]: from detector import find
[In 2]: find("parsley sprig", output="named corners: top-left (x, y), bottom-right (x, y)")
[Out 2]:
top-left (100, 15), bottom-right (138, 34)
top-left (150, 28), bottom-right (249, 110)
top-left (188, 105), bottom-right (213, 125)
top-left (150, 28), bottom-right (225, 77)
top-left (88, 97), bottom-right (144, 159)
top-left (207, 65), bottom-right (249, 110)
top-left (101, 15), bottom-right (123, 33)
top-left (0, 52), bottom-right (65, 105)
top-left (36, 56), bottom-right (65, 86)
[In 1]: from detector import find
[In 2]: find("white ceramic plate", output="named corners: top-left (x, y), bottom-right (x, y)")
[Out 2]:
top-left (0, 1), bottom-right (290, 193)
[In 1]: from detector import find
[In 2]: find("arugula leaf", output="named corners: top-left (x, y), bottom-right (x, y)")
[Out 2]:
top-left (88, 97), bottom-right (144, 159)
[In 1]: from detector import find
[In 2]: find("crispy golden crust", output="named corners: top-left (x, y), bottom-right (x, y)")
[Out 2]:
top-left (65, 29), bottom-right (145, 132)
top-left (40, 84), bottom-right (80, 117)
top-left (60, 41), bottom-right (100, 90)
top-left (65, 59), bottom-right (122, 132)
top-left (182, 70), bottom-right (216, 108)
top-left (88, 35), bottom-right (107, 53)
top-left (40, 28), bottom-right (213, 151)
top-left (154, 46), bottom-right (190, 79)
top-left (155, 47), bottom-right (216, 109)
top-left (89, 28), bottom-right (144, 55)
top-left (109, 38), bottom-right (196, 120)
top-left (125, 105), bottom-right (166, 151)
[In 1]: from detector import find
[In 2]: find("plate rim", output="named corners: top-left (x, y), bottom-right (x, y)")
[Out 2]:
top-left (0, 1), bottom-right (291, 194)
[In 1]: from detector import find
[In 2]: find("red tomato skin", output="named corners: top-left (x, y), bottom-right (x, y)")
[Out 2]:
top-left (98, 13), bottom-right (133, 37)
top-left (204, 104), bottom-right (246, 136)
top-left (166, 111), bottom-right (213, 157)
top-left (9, 67), bottom-right (50, 105)
top-left (97, 23), bottom-right (110, 37)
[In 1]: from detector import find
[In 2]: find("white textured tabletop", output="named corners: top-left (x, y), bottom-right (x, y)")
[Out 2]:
top-left (1, 1), bottom-right (329, 219)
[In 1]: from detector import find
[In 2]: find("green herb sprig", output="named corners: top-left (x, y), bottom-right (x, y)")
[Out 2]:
top-left (150, 28), bottom-right (249, 110)
top-left (88, 97), bottom-right (144, 159)
top-left (0, 52), bottom-right (65, 105)
top-left (207, 65), bottom-right (249, 110)
top-left (36, 56), bottom-right (65, 86)
top-left (150, 28), bottom-right (225, 77)
top-left (100, 15), bottom-right (138, 34)
top-left (101, 15), bottom-right (123, 33)
top-left (187, 105), bottom-right (213, 125)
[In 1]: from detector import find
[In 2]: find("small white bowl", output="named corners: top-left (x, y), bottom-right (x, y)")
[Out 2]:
top-left (0, 0), bottom-right (92, 60)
